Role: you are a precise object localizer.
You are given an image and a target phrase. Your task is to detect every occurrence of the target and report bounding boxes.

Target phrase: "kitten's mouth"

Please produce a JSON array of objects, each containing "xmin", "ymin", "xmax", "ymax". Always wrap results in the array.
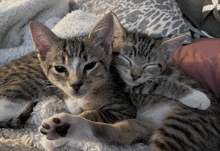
[
  {"xmin": 72, "ymin": 91, "xmax": 83, "ymax": 97},
  {"xmin": 124, "ymin": 77, "xmax": 140, "ymax": 86},
  {"xmin": 67, "ymin": 89, "xmax": 84, "ymax": 98}
]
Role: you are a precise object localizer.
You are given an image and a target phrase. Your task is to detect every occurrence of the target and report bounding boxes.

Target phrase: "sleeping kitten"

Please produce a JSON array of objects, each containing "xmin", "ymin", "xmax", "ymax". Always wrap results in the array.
[
  {"xmin": 39, "ymin": 12, "xmax": 220, "ymax": 151},
  {"xmin": 111, "ymin": 19, "xmax": 211, "ymax": 110}
]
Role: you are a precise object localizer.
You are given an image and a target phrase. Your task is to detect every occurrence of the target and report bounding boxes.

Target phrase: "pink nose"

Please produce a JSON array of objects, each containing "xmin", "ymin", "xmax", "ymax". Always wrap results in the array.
[{"xmin": 131, "ymin": 74, "xmax": 141, "ymax": 81}]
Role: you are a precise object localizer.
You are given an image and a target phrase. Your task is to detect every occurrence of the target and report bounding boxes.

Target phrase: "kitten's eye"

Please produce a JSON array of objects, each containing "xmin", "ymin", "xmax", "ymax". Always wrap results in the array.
[
  {"xmin": 84, "ymin": 62, "xmax": 97, "ymax": 71},
  {"xmin": 144, "ymin": 64, "xmax": 158, "ymax": 75},
  {"xmin": 120, "ymin": 56, "xmax": 132, "ymax": 67},
  {"xmin": 55, "ymin": 66, "xmax": 67, "ymax": 73}
]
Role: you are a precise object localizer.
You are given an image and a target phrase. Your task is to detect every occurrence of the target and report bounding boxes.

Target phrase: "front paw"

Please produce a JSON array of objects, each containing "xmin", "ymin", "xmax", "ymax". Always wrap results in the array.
[
  {"xmin": 39, "ymin": 113, "xmax": 86, "ymax": 140},
  {"xmin": 39, "ymin": 113, "xmax": 71, "ymax": 140},
  {"xmin": 179, "ymin": 90, "xmax": 211, "ymax": 110}
]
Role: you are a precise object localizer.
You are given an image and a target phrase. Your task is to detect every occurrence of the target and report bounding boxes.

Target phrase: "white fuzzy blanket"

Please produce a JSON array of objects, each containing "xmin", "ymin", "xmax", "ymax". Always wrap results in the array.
[{"xmin": 0, "ymin": 1, "xmax": 149, "ymax": 150}]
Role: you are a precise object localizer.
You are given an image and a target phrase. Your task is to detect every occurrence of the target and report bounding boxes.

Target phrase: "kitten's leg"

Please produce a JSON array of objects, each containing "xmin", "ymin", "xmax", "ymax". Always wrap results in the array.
[
  {"xmin": 0, "ymin": 99, "xmax": 37, "ymax": 128},
  {"xmin": 80, "ymin": 110, "xmax": 155, "ymax": 144},
  {"xmin": 0, "ymin": 99, "xmax": 28, "ymax": 122},
  {"xmin": 39, "ymin": 113, "xmax": 155, "ymax": 148},
  {"xmin": 1, "ymin": 102, "xmax": 38, "ymax": 128},
  {"xmin": 137, "ymin": 78, "xmax": 211, "ymax": 110},
  {"xmin": 178, "ymin": 89, "xmax": 211, "ymax": 110}
]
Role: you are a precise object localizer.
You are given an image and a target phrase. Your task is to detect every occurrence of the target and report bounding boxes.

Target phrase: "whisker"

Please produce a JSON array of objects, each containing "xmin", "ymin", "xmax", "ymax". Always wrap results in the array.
[{"xmin": 46, "ymin": 85, "xmax": 58, "ymax": 88}]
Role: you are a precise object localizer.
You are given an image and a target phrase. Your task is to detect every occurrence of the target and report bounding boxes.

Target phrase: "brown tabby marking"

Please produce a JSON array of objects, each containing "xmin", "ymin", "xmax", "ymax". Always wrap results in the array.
[
  {"xmin": 39, "ymin": 12, "xmax": 220, "ymax": 151},
  {"xmin": 112, "ymin": 29, "xmax": 211, "ymax": 110},
  {"xmin": 0, "ymin": 51, "xmax": 60, "ymax": 128}
]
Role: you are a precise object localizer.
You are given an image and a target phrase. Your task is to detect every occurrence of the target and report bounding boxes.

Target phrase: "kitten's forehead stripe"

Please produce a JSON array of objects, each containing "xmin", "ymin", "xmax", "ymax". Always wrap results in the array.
[
  {"xmin": 62, "ymin": 39, "xmax": 67, "ymax": 53},
  {"xmin": 144, "ymin": 42, "xmax": 155, "ymax": 57},
  {"xmin": 65, "ymin": 39, "xmax": 88, "ymax": 60},
  {"xmin": 133, "ymin": 46, "xmax": 137, "ymax": 57},
  {"xmin": 62, "ymin": 53, "xmax": 66, "ymax": 64},
  {"xmin": 141, "ymin": 39, "xmax": 152, "ymax": 57},
  {"xmin": 83, "ymin": 55, "xmax": 87, "ymax": 62},
  {"xmin": 79, "ymin": 41, "xmax": 85, "ymax": 58},
  {"xmin": 72, "ymin": 57, "xmax": 79, "ymax": 71},
  {"xmin": 128, "ymin": 32, "xmax": 157, "ymax": 59}
]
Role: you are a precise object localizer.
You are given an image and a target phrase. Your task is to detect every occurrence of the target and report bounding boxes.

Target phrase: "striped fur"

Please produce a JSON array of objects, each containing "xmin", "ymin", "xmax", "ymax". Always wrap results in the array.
[
  {"xmin": 38, "ymin": 13, "xmax": 220, "ymax": 151},
  {"xmin": 29, "ymin": 16, "xmax": 136, "ymax": 124},
  {"xmin": 133, "ymin": 94, "xmax": 220, "ymax": 151},
  {"xmin": 0, "ymin": 52, "xmax": 59, "ymax": 128},
  {"xmin": 110, "ymin": 13, "xmax": 220, "ymax": 150},
  {"xmin": 113, "ymin": 30, "xmax": 211, "ymax": 110},
  {"xmin": 0, "ymin": 13, "xmax": 136, "ymax": 129},
  {"xmin": 0, "ymin": 52, "xmax": 57, "ymax": 101}
]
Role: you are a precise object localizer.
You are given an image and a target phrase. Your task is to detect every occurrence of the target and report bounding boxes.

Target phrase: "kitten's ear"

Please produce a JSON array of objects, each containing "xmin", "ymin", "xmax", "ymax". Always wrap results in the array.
[
  {"xmin": 111, "ymin": 12, "xmax": 126, "ymax": 51},
  {"xmin": 29, "ymin": 21, "xmax": 59, "ymax": 61},
  {"xmin": 88, "ymin": 12, "xmax": 115, "ymax": 55},
  {"xmin": 161, "ymin": 35, "xmax": 186, "ymax": 63}
]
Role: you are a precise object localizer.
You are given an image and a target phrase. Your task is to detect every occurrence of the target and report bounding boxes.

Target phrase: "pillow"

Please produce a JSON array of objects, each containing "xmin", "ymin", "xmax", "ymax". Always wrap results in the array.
[
  {"xmin": 169, "ymin": 38, "xmax": 220, "ymax": 96},
  {"xmin": 175, "ymin": 0, "xmax": 220, "ymax": 38},
  {"xmin": 75, "ymin": 0, "xmax": 192, "ymax": 43}
]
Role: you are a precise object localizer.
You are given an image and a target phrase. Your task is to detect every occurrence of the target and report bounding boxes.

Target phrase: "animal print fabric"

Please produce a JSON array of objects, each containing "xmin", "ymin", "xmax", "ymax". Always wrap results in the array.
[
  {"xmin": 76, "ymin": 0, "xmax": 192, "ymax": 43},
  {"xmin": 202, "ymin": 0, "xmax": 220, "ymax": 22}
]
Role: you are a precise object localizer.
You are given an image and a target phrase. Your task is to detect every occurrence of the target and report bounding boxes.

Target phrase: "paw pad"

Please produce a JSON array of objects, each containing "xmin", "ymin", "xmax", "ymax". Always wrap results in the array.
[
  {"xmin": 53, "ymin": 118, "xmax": 61, "ymax": 124},
  {"xmin": 42, "ymin": 123, "xmax": 50, "ymax": 129},
  {"xmin": 40, "ymin": 117, "xmax": 71, "ymax": 138},
  {"xmin": 55, "ymin": 123, "xmax": 70, "ymax": 137}
]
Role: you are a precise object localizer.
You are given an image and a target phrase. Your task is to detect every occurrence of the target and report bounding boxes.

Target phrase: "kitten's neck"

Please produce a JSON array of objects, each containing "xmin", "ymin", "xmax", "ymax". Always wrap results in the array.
[
  {"xmin": 65, "ymin": 74, "xmax": 117, "ymax": 114},
  {"xmin": 65, "ymin": 96, "xmax": 85, "ymax": 115}
]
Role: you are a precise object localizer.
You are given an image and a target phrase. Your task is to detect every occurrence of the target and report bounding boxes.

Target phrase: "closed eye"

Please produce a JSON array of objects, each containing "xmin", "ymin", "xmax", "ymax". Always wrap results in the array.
[
  {"xmin": 144, "ymin": 64, "xmax": 160, "ymax": 75},
  {"xmin": 119, "ymin": 55, "xmax": 132, "ymax": 67},
  {"xmin": 144, "ymin": 63, "xmax": 162, "ymax": 69},
  {"xmin": 144, "ymin": 64, "xmax": 158, "ymax": 69}
]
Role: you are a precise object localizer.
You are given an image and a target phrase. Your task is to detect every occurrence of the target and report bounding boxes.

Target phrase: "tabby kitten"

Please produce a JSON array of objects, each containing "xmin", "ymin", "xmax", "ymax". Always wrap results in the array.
[
  {"xmin": 29, "ymin": 14, "xmax": 139, "ymax": 149},
  {"xmin": 39, "ymin": 13, "xmax": 220, "ymax": 151},
  {"xmin": 0, "ymin": 13, "xmax": 136, "ymax": 129},
  {"xmin": 111, "ymin": 18, "xmax": 211, "ymax": 110}
]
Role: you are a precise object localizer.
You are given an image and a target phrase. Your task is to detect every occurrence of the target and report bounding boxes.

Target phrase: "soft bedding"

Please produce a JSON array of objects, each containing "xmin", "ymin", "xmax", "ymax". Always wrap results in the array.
[{"xmin": 0, "ymin": 0, "xmax": 219, "ymax": 150}]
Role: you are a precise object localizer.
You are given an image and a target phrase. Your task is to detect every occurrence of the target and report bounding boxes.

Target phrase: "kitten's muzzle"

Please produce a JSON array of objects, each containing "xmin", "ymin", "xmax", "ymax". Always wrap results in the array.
[
  {"xmin": 130, "ymin": 74, "xmax": 141, "ymax": 81},
  {"xmin": 72, "ymin": 82, "xmax": 83, "ymax": 93}
]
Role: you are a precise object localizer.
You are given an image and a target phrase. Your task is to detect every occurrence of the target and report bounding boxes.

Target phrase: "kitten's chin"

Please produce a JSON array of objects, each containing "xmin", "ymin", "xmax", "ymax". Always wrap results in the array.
[{"xmin": 67, "ymin": 90, "xmax": 85, "ymax": 99}]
